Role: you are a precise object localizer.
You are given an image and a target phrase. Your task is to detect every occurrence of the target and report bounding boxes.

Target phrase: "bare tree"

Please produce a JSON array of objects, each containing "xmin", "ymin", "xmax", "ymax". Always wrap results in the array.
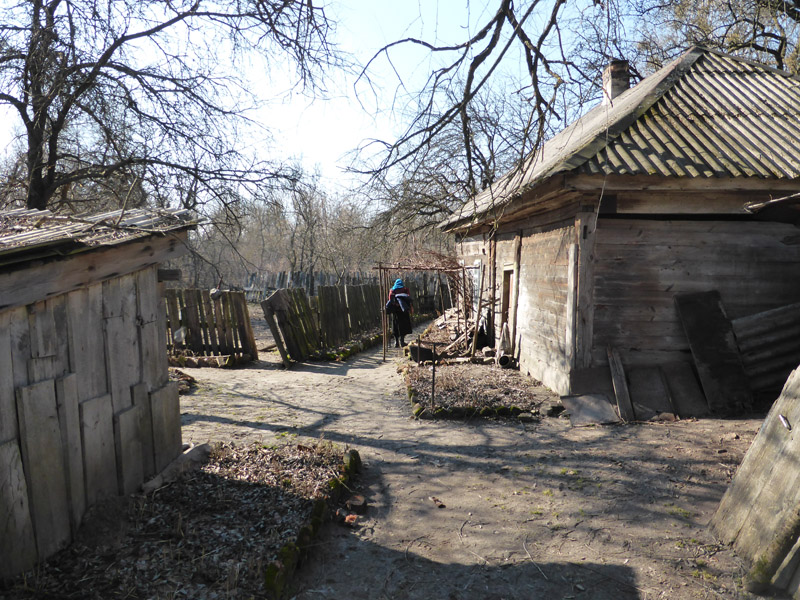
[
  {"xmin": 363, "ymin": 83, "xmax": 542, "ymax": 232},
  {"xmin": 354, "ymin": 0, "xmax": 800, "ymax": 233},
  {"xmin": 0, "ymin": 0, "xmax": 337, "ymax": 212},
  {"xmin": 631, "ymin": 0, "xmax": 800, "ymax": 73},
  {"xmin": 352, "ymin": 0, "xmax": 624, "ymax": 225}
]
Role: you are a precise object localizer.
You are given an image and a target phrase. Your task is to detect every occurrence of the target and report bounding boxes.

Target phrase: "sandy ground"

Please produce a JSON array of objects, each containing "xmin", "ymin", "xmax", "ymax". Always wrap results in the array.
[{"xmin": 179, "ymin": 339, "xmax": 762, "ymax": 600}]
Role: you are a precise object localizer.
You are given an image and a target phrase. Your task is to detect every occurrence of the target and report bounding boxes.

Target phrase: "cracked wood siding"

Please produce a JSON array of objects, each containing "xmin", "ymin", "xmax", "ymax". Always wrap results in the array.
[
  {"xmin": 0, "ymin": 264, "xmax": 182, "ymax": 577},
  {"xmin": 515, "ymin": 227, "xmax": 573, "ymax": 395},
  {"xmin": 457, "ymin": 236, "xmax": 486, "ymax": 311},
  {"xmin": 492, "ymin": 233, "xmax": 520, "ymax": 348},
  {"xmin": 590, "ymin": 218, "xmax": 800, "ymax": 368}
]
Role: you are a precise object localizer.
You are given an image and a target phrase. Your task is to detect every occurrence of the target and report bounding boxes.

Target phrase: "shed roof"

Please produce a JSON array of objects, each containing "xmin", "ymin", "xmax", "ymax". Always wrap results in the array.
[
  {"xmin": 0, "ymin": 207, "xmax": 196, "ymax": 267},
  {"xmin": 444, "ymin": 47, "xmax": 800, "ymax": 230}
]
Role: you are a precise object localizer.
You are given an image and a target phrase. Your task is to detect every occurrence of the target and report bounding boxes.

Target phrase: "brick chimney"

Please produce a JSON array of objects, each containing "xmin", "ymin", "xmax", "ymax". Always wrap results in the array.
[{"xmin": 602, "ymin": 60, "xmax": 630, "ymax": 105}]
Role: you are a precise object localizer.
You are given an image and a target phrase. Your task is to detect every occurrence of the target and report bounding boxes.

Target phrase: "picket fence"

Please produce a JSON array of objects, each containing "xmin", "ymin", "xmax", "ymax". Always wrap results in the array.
[
  {"xmin": 243, "ymin": 270, "xmax": 378, "ymax": 302},
  {"xmin": 164, "ymin": 289, "xmax": 259, "ymax": 359}
]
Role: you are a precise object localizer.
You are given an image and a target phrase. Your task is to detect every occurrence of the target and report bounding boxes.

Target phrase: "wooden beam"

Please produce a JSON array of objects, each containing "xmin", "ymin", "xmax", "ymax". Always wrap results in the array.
[
  {"xmin": 156, "ymin": 268, "xmax": 182, "ymax": 281},
  {"xmin": 0, "ymin": 232, "xmax": 190, "ymax": 312},
  {"xmin": 565, "ymin": 173, "xmax": 800, "ymax": 193},
  {"xmin": 565, "ymin": 243, "xmax": 578, "ymax": 371}
]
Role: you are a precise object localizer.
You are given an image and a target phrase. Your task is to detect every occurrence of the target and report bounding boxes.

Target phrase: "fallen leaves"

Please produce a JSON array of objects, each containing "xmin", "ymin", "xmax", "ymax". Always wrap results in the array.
[{"xmin": 1, "ymin": 441, "xmax": 345, "ymax": 600}]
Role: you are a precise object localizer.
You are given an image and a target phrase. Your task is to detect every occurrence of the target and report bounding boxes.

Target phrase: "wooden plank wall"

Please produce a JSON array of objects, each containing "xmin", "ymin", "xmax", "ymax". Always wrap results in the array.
[
  {"xmin": 163, "ymin": 289, "xmax": 258, "ymax": 360},
  {"xmin": 0, "ymin": 264, "xmax": 180, "ymax": 577},
  {"xmin": 515, "ymin": 227, "xmax": 573, "ymax": 394},
  {"xmin": 591, "ymin": 219, "xmax": 800, "ymax": 369}
]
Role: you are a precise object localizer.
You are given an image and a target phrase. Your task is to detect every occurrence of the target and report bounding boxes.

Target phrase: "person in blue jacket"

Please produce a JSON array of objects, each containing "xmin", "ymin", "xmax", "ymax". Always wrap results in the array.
[{"xmin": 386, "ymin": 278, "xmax": 413, "ymax": 347}]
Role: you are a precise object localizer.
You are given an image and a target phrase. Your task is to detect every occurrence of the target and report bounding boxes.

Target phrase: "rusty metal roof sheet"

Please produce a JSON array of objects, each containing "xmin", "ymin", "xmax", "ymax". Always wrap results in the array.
[
  {"xmin": 444, "ymin": 47, "xmax": 800, "ymax": 230},
  {"xmin": 0, "ymin": 207, "xmax": 195, "ymax": 264}
]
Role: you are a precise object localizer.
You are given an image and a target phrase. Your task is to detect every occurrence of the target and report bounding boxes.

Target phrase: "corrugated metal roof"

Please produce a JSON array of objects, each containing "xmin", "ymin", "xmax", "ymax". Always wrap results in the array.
[
  {"xmin": 0, "ymin": 207, "xmax": 195, "ymax": 262},
  {"xmin": 444, "ymin": 47, "xmax": 800, "ymax": 229},
  {"xmin": 580, "ymin": 52, "xmax": 800, "ymax": 178}
]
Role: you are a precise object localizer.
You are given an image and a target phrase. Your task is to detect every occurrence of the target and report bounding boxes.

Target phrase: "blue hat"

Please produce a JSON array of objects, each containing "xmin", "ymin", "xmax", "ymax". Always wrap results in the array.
[{"xmin": 392, "ymin": 279, "xmax": 404, "ymax": 290}]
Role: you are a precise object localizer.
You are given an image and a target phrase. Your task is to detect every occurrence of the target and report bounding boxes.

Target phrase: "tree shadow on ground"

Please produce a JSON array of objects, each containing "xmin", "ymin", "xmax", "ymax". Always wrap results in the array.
[{"xmin": 294, "ymin": 517, "xmax": 643, "ymax": 600}]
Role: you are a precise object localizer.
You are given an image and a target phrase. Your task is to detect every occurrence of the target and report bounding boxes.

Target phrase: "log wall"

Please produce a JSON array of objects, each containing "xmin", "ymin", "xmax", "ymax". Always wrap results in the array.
[
  {"xmin": 0, "ymin": 264, "xmax": 180, "ymax": 577},
  {"xmin": 590, "ymin": 218, "xmax": 800, "ymax": 368}
]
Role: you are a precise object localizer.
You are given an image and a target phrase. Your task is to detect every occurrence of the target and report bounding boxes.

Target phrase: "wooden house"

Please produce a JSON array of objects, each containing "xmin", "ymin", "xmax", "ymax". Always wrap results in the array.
[
  {"xmin": 442, "ymin": 47, "xmax": 800, "ymax": 399},
  {"xmin": 0, "ymin": 208, "xmax": 193, "ymax": 577}
]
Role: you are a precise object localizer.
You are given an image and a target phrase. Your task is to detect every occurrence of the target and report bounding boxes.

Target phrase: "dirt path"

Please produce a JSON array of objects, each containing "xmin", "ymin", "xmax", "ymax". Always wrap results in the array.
[{"xmin": 181, "ymin": 346, "xmax": 760, "ymax": 600}]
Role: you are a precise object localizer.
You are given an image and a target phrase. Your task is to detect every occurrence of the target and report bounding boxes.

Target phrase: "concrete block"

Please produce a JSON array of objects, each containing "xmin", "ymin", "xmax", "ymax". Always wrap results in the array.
[
  {"xmin": 80, "ymin": 394, "xmax": 117, "ymax": 505},
  {"xmin": 0, "ymin": 440, "xmax": 37, "ymax": 578},
  {"xmin": 15, "ymin": 379, "xmax": 71, "ymax": 559},
  {"xmin": 561, "ymin": 394, "xmax": 622, "ymax": 426},
  {"xmin": 150, "ymin": 382, "xmax": 182, "ymax": 473}
]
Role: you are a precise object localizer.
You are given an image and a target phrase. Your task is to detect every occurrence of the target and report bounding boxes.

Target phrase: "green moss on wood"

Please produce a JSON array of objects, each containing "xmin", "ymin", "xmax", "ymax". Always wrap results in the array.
[{"xmin": 344, "ymin": 449, "xmax": 362, "ymax": 474}]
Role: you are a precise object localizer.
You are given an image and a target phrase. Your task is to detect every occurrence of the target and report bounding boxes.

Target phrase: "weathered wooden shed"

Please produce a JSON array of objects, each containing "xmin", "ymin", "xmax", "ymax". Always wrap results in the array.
[
  {"xmin": 0, "ymin": 208, "xmax": 193, "ymax": 577},
  {"xmin": 443, "ymin": 47, "xmax": 800, "ymax": 399}
]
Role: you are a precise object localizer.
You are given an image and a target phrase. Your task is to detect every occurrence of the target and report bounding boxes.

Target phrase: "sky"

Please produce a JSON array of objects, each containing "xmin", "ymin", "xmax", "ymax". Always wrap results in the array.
[
  {"xmin": 236, "ymin": 0, "xmax": 503, "ymax": 191},
  {"xmin": 0, "ymin": 1, "xmax": 516, "ymax": 194}
]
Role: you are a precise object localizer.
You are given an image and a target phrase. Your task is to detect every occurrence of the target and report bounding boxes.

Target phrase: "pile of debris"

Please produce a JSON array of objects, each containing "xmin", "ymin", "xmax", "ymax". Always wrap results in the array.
[{"xmin": 409, "ymin": 308, "xmax": 513, "ymax": 366}]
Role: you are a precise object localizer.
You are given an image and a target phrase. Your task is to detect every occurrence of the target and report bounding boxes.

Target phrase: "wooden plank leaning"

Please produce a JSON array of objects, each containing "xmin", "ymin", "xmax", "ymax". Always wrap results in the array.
[
  {"xmin": 260, "ymin": 296, "xmax": 292, "ymax": 368},
  {"xmin": 231, "ymin": 292, "xmax": 258, "ymax": 360},
  {"xmin": 674, "ymin": 290, "xmax": 751, "ymax": 415},
  {"xmin": 264, "ymin": 289, "xmax": 303, "ymax": 361},
  {"xmin": 607, "ymin": 347, "xmax": 635, "ymax": 422}
]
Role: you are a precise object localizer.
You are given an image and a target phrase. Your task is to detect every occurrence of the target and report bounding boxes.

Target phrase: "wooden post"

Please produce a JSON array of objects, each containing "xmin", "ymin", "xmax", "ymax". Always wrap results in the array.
[
  {"xmin": 575, "ymin": 211, "xmax": 598, "ymax": 370},
  {"xmin": 511, "ymin": 232, "xmax": 522, "ymax": 357},
  {"xmin": 379, "ymin": 264, "xmax": 387, "ymax": 362},
  {"xmin": 431, "ymin": 342, "xmax": 436, "ymax": 411},
  {"xmin": 565, "ymin": 244, "xmax": 578, "ymax": 372}
]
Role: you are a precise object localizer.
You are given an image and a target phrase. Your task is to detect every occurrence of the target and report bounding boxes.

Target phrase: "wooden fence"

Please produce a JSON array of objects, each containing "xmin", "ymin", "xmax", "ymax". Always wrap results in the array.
[
  {"xmin": 243, "ymin": 270, "xmax": 378, "ymax": 302},
  {"xmin": 164, "ymin": 289, "xmax": 258, "ymax": 360},
  {"xmin": 262, "ymin": 284, "xmax": 384, "ymax": 364},
  {"xmin": 242, "ymin": 270, "xmax": 451, "ymax": 308}
]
